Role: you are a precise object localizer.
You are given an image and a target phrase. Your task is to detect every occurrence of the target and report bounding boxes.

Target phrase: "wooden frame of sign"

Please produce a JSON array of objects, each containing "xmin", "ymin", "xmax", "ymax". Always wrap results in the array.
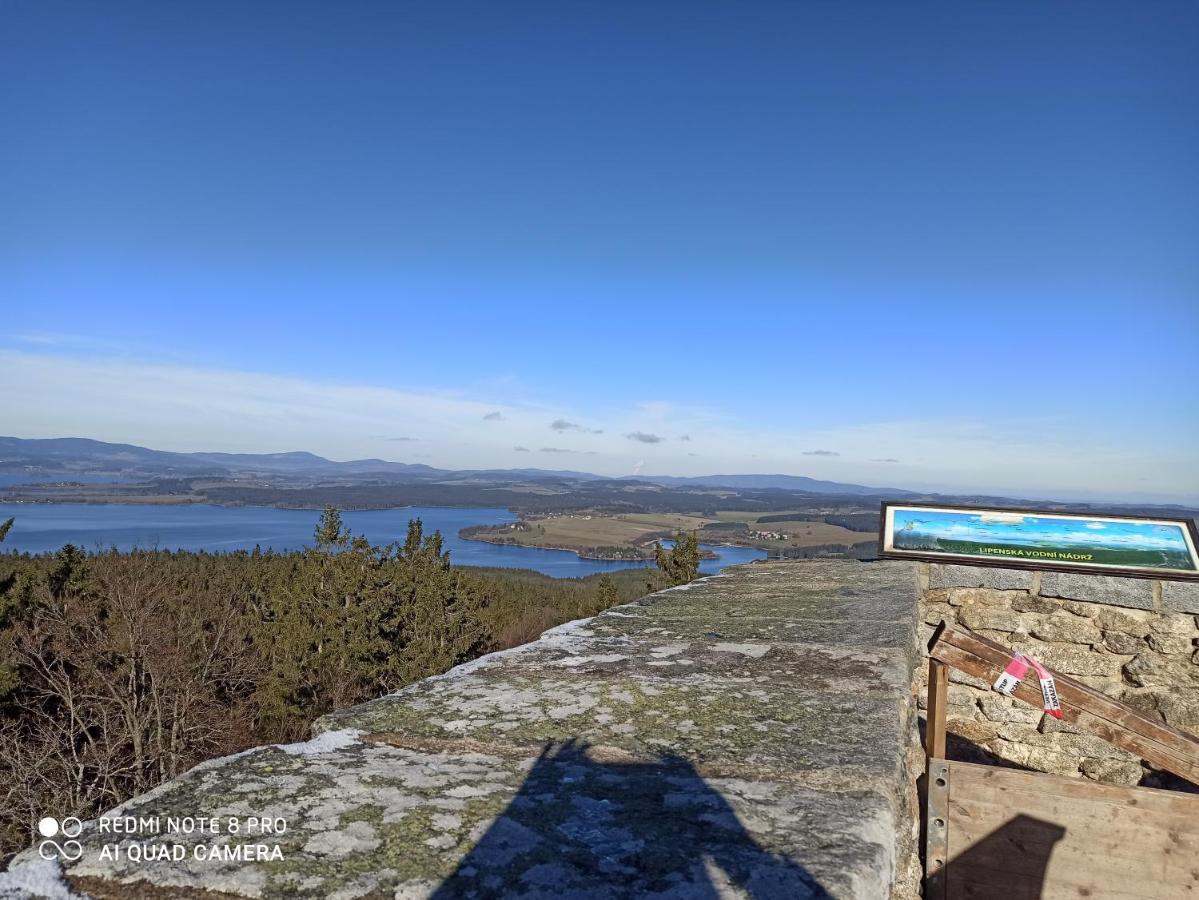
[{"xmin": 878, "ymin": 501, "xmax": 1199, "ymax": 581}]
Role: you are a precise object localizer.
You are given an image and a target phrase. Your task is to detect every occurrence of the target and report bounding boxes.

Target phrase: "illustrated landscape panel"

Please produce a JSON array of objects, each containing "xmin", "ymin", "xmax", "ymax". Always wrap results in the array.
[{"xmin": 880, "ymin": 503, "xmax": 1199, "ymax": 578}]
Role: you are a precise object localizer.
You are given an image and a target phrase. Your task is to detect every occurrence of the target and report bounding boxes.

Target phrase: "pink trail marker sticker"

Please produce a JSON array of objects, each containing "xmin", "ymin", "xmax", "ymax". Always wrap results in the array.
[{"xmin": 991, "ymin": 652, "xmax": 1062, "ymax": 719}]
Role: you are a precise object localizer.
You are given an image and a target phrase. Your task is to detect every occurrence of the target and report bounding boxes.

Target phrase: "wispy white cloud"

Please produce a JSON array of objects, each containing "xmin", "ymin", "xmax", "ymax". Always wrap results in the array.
[
  {"xmin": 1, "ymin": 350, "xmax": 1194, "ymax": 503},
  {"xmin": 2, "ymin": 350, "xmax": 514, "ymax": 463}
]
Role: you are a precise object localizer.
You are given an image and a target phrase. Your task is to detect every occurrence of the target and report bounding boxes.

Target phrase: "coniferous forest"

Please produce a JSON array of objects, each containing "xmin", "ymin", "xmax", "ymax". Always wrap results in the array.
[{"xmin": 0, "ymin": 510, "xmax": 695, "ymax": 860}]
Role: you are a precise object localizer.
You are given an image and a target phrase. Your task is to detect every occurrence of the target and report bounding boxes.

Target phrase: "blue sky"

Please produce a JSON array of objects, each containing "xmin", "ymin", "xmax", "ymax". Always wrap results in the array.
[{"xmin": 2, "ymin": 2, "xmax": 1197, "ymax": 503}]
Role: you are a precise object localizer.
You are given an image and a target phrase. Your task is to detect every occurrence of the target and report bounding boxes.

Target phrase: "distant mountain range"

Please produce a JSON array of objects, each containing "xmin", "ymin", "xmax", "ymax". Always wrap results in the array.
[
  {"xmin": 624, "ymin": 473, "xmax": 910, "ymax": 495},
  {"xmin": 0, "ymin": 436, "xmax": 911, "ymax": 497}
]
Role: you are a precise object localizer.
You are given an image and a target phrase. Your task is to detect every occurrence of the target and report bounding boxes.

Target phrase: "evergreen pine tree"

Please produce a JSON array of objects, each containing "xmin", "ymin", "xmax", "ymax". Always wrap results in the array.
[
  {"xmin": 595, "ymin": 574, "xmax": 620, "ymax": 609},
  {"xmin": 655, "ymin": 532, "xmax": 700, "ymax": 586}
]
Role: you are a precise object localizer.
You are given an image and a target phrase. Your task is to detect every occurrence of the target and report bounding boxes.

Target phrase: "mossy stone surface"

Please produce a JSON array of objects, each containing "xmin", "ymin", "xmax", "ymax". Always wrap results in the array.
[{"xmin": 28, "ymin": 560, "xmax": 919, "ymax": 899}]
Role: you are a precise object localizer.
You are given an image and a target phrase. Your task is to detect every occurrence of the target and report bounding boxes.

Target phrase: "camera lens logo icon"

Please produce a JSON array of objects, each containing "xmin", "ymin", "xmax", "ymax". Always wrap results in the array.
[{"xmin": 37, "ymin": 816, "xmax": 83, "ymax": 861}]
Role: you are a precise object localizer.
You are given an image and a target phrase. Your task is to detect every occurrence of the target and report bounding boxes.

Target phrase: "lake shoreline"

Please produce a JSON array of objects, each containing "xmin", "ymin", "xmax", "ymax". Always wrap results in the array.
[
  {"xmin": 0, "ymin": 502, "xmax": 767, "ymax": 577},
  {"xmin": 458, "ymin": 531, "xmax": 720, "ymax": 563}
]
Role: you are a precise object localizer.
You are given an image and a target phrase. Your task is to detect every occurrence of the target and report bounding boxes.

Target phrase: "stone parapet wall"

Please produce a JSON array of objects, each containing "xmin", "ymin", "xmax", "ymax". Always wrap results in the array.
[
  {"xmin": 4, "ymin": 561, "xmax": 925, "ymax": 899},
  {"xmin": 918, "ymin": 563, "xmax": 1199, "ymax": 786}
]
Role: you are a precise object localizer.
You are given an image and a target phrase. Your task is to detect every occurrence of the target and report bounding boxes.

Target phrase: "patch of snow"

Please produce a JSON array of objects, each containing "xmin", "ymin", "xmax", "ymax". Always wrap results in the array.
[
  {"xmin": 277, "ymin": 728, "xmax": 363, "ymax": 756},
  {"xmin": 550, "ymin": 654, "xmax": 627, "ymax": 667},
  {"xmin": 649, "ymin": 644, "xmax": 688, "ymax": 657},
  {"xmin": 409, "ymin": 616, "xmax": 601, "ymax": 682},
  {"xmin": 0, "ymin": 859, "xmax": 84, "ymax": 899},
  {"xmin": 712, "ymin": 642, "xmax": 771, "ymax": 658},
  {"xmin": 37, "ymin": 744, "xmax": 266, "ymax": 851}
]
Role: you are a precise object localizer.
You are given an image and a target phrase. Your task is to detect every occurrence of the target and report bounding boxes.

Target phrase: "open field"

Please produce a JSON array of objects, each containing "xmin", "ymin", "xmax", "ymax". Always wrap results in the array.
[
  {"xmin": 461, "ymin": 514, "xmax": 668, "ymax": 559},
  {"xmin": 615, "ymin": 513, "xmax": 713, "ymax": 531},
  {"xmin": 739, "ymin": 519, "xmax": 871, "ymax": 547},
  {"xmin": 462, "ymin": 510, "xmax": 875, "ymax": 557}
]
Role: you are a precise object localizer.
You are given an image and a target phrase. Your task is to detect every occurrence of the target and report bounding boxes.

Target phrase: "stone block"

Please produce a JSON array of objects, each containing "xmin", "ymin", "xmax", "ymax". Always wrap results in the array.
[
  {"xmin": 1155, "ymin": 693, "xmax": 1199, "ymax": 729},
  {"xmin": 1059, "ymin": 600, "xmax": 1095, "ymax": 617},
  {"xmin": 978, "ymin": 696, "xmax": 1041, "ymax": 725},
  {"xmin": 1035, "ymin": 644, "xmax": 1123, "ymax": 677},
  {"xmin": 1121, "ymin": 652, "xmax": 1199, "ymax": 688},
  {"xmin": 1162, "ymin": 580, "xmax": 1199, "ymax": 615},
  {"xmin": 922, "ymin": 606, "xmax": 953, "ymax": 627},
  {"xmin": 1022, "ymin": 745, "xmax": 1081, "ymax": 776},
  {"xmin": 1011, "ymin": 595, "xmax": 1059, "ymax": 614},
  {"xmin": 957, "ymin": 606, "xmax": 1016, "ymax": 632},
  {"xmin": 917, "ymin": 621, "xmax": 937, "ymax": 648},
  {"xmin": 928, "ymin": 564, "xmax": 1033, "ymax": 591},
  {"xmin": 1029, "ymin": 613, "xmax": 1102, "ymax": 645},
  {"xmin": 946, "ymin": 685, "xmax": 979, "ymax": 709},
  {"xmin": 947, "ymin": 720, "xmax": 998, "ymax": 743},
  {"xmin": 1148, "ymin": 613, "xmax": 1197, "ymax": 635},
  {"xmin": 995, "ymin": 727, "xmax": 1127, "ymax": 762},
  {"xmin": 948, "ymin": 669, "xmax": 990, "ymax": 690},
  {"xmin": 1039, "ymin": 572, "xmax": 1154, "ymax": 610},
  {"xmin": 947, "ymin": 587, "xmax": 1019, "ymax": 607},
  {"xmin": 1102, "ymin": 631, "xmax": 1144, "ymax": 655},
  {"xmin": 1093, "ymin": 607, "xmax": 1153, "ymax": 636},
  {"xmin": 994, "ymin": 723, "xmax": 1039, "ymax": 742},
  {"xmin": 1117, "ymin": 689, "xmax": 1167, "ymax": 721},
  {"xmin": 1147, "ymin": 633, "xmax": 1194, "ymax": 655},
  {"xmin": 1038, "ymin": 712, "xmax": 1082, "ymax": 735},
  {"xmin": 1070, "ymin": 673, "xmax": 1123, "ymax": 691},
  {"xmin": 1058, "ymin": 732, "xmax": 1135, "ymax": 760},
  {"xmin": 1081, "ymin": 757, "xmax": 1144, "ymax": 786}
]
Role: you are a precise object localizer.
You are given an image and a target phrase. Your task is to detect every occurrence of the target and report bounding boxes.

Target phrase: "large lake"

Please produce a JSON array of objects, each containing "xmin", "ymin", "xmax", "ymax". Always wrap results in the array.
[{"xmin": 0, "ymin": 503, "xmax": 766, "ymax": 578}]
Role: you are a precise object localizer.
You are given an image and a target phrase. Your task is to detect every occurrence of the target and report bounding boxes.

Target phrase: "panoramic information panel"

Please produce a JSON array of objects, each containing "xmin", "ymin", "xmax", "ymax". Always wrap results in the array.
[{"xmin": 879, "ymin": 502, "xmax": 1199, "ymax": 580}]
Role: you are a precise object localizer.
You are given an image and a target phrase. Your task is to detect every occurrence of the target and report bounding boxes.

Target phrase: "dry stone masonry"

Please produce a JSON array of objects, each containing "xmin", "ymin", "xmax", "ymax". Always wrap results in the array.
[
  {"xmin": 918, "ymin": 563, "xmax": 1199, "ymax": 786},
  {"xmin": 5, "ymin": 561, "xmax": 923, "ymax": 900}
]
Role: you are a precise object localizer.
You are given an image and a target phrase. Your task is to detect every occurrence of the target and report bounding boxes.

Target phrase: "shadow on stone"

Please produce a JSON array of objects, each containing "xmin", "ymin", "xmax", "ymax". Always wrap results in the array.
[
  {"xmin": 430, "ymin": 740, "xmax": 832, "ymax": 899},
  {"xmin": 917, "ymin": 715, "xmax": 1037, "ymax": 772}
]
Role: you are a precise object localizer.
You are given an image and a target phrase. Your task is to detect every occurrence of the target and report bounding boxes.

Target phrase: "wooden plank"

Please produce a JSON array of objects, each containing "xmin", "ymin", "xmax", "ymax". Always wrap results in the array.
[
  {"xmin": 924, "ymin": 758, "xmax": 950, "ymax": 899},
  {"xmin": 940, "ymin": 625, "xmax": 1199, "ymax": 757},
  {"xmin": 927, "ymin": 658, "xmax": 948, "ymax": 759},
  {"xmin": 928, "ymin": 628, "xmax": 1199, "ymax": 784},
  {"xmin": 950, "ymin": 759, "xmax": 1199, "ymax": 816},
  {"xmin": 945, "ymin": 869, "xmax": 1054, "ymax": 900},
  {"xmin": 931, "ymin": 640, "xmax": 1199, "ymax": 784},
  {"xmin": 933, "ymin": 640, "xmax": 1199, "ymax": 783},
  {"xmin": 943, "ymin": 760, "xmax": 1199, "ymax": 898},
  {"xmin": 949, "ymin": 796, "xmax": 1199, "ymax": 856},
  {"xmin": 946, "ymin": 817, "xmax": 1199, "ymax": 898},
  {"xmin": 946, "ymin": 867, "xmax": 1167, "ymax": 899},
  {"xmin": 947, "ymin": 823, "xmax": 1199, "ymax": 882}
]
